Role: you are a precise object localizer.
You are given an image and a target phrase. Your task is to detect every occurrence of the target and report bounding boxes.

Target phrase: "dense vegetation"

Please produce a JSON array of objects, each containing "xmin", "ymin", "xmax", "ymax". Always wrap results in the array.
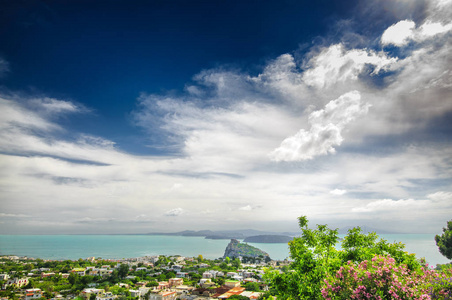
[
  {"xmin": 263, "ymin": 216, "xmax": 452, "ymax": 300},
  {"xmin": 0, "ymin": 254, "xmax": 265, "ymax": 300}
]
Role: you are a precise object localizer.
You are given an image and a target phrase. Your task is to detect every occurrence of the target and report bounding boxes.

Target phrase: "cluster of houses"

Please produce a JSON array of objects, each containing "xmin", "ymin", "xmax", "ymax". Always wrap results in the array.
[{"xmin": 0, "ymin": 255, "xmax": 277, "ymax": 300}]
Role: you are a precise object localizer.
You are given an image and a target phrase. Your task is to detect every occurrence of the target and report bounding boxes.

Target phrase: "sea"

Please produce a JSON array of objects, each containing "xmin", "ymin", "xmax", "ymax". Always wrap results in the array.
[{"xmin": 0, "ymin": 234, "xmax": 449, "ymax": 266}]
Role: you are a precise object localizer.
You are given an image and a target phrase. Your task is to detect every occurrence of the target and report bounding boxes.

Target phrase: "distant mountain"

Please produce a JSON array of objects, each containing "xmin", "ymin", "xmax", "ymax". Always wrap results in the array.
[
  {"xmin": 146, "ymin": 226, "xmax": 397, "ymax": 238},
  {"xmin": 244, "ymin": 235, "xmax": 292, "ymax": 243},
  {"xmin": 337, "ymin": 226, "xmax": 399, "ymax": 234},
  {"xmin": 147, "ymin": 229, "xmax": 298, "ymax": 240}
]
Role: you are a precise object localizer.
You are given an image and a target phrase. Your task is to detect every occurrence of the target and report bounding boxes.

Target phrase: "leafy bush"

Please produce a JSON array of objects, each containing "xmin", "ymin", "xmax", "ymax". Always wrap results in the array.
[
  {"xmin": 428, "ymin": 264, "xmax": 452, "ymax": 299},
  {"xmin": 321, "ymin": 255, "xmax": 436, "ymax": 299},
  {"xmin": 264, "ymin": 216, "xmax": 422, "ymax": 299}
]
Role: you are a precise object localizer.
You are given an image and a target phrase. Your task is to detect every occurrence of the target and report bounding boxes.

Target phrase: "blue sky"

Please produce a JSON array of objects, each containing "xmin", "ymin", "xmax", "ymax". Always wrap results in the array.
[{"xmin": 0, "ymin": 0, "xmax": 451, "ymax": 234}]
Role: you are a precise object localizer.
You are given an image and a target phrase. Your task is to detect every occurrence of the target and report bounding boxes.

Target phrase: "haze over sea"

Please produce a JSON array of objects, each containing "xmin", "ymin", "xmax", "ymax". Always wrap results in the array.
[{"xmin": 0, "ymin": 234, "xmax": 449, "ymax": 266}]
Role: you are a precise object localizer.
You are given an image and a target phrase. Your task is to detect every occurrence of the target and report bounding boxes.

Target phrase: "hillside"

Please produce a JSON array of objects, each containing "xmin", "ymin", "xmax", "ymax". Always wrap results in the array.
[{"xmin": 223, "ymin": 239, "xmax": 270, "ymax": 259}]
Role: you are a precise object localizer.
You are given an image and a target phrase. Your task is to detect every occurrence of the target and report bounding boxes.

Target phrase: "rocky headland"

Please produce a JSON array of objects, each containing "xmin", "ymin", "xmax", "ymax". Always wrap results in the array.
[{"xmin": 223, "ymin": 239, "xmax": 270, "ymax": 259}]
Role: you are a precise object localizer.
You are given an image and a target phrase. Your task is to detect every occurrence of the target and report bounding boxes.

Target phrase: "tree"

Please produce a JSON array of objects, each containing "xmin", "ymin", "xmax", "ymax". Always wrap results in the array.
[
  {"xmin": 165, "ymin": 271, "xmax": 176, "ymax": 280},
  {"xmin": 188, "ymin": 272, "xmax": 201, "ymax": 281},
  {"xmin": 244, "ymin": 281, "xmax": 260, "ymax": 292},
  {"xmin": 214, "ymin": 277, "xmax": 225, "ymax": 286},
  {"xmin": 264, "ymin": 216, "xmax": 421, "ymax": 300},
  {"xmin": 117, "ymin": 264, "xmax": 129, "ymax": 279},
  {"xmin": 231, "ymin": 258, "xmax": 241, "ymax": 269},
  {"xmin": 146, "ymin": 281, "xmax": 158, "ymax": 287},
  {"xmin": 435, "ymin": 220, "xmax": 452, "ymax": 260},
  {"xmin": 68, "ymin": 273, "xmax": 80, "ymax": 285}
]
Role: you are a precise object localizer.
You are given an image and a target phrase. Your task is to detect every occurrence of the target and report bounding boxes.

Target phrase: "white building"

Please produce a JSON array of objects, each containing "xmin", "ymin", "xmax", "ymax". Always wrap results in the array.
[{"xmin": 25, "ymin": 288, "xmax": 43, "ymax": 300}]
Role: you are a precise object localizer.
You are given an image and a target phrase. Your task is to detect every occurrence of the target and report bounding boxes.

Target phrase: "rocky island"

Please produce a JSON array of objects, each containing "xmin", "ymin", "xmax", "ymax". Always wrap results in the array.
[{"xmin": 223, "ymin": 239, "xmax": 270, "ymax": 260}]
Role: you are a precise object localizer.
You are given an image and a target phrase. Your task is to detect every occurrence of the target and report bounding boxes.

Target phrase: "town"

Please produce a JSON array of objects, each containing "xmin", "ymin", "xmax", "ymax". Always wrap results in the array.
[{"xmin": 0, "ymin": 253, "xmax": 286, "ymax": 300}]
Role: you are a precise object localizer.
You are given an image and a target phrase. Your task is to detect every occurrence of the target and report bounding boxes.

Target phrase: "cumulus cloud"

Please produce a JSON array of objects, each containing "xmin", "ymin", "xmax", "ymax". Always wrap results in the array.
[
  {"xmin": 269, "ymin": 91, "xmax": 369, "ymax": 161},
  {"xmin": 302, "ymin": 44, "xmax": 397, "ymax": 89},
  {"xmin": 381, "ymin": 19, "xmax": 452, "ymax": 46},
  {"xmin": 381, "ymin": 20, "xmax": 416, "ymax": 46}
]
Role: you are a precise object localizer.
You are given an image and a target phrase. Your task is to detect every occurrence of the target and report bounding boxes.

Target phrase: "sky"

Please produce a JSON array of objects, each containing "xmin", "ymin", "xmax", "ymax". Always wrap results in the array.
[{"xmin": 0, "ymin": 0, "xmax": 451, "ymax": 234}]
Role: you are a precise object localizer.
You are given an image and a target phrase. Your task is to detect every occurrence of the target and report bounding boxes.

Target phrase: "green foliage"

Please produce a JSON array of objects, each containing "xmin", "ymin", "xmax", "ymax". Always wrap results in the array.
[
  {"xmin": 232, "ymin": 258, "xmax": 241, "ymax": 269},
  {"xmin": 219, "ymin": 262, "xmax": 228, "ymax": 269},
  {"xmin": 265, "ymin": 216, "xmax": 422, "ymax": 300},
  {"xmin": 156, "ymin": 273, "xmax": 166, "ymax": 281},
  {"xmin": 155, "ymin": 256, "xmax": 170, "ymax": 267},
  {"xmin": 427, "ymin": 265, "xmax": 452, "ymax": 299},
  {"xmin": 322, "ymin": 255, "xmax": 435, "ymax": 299},
  {"xmin": 117, "ymin": 264, "xmax": 129, "ymax": 279},
  {"xmin": 265, "ymin": 216, "xmax": 340, "ymax": 299},
  {"xmin": 244, "ymin": 281, "xmax": 260, "ymax": 291},
  {"xmin": 146, "ymin": 281, "xmax": 158, "ymax": 287},
  {"xmin": 110, "ymin": 285, "xmax": 130, "ymax": 296},
  {"xmin": 165, "ymin": 271, "xmax": 175, "ymax": 280},
  {"xmin": 68, "ymin": 273, "xmax": 80, "ymax": 285},
  {"xmin": 189, "ymin": 272, "xmax": 201, "ymax": 281},
  {"xmin": 341, "ymin": 227, "xmax": 420, "ymax": 270},
  {"xmin": 228, "ymin": 295, "xmax": 250, "ymax": 300},
  {"xmin": 214, "ymin": 277, "xmax": 225, "ymax": 286},
  {"xmin": 435, "ymin": 220, "xmax": 452, "ymax": 260}
]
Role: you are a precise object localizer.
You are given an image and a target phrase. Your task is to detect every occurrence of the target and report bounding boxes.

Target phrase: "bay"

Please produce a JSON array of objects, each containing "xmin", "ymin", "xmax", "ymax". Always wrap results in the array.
[{"xmin": 0, "ymin": 234, "xmax": 449, "ymax": 266}]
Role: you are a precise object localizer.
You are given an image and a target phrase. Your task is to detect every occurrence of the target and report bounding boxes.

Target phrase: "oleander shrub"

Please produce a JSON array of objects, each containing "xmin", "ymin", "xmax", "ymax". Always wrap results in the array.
[{"xmin": 321, "ymin": 255, "xmax": 452, "ymax": 300}]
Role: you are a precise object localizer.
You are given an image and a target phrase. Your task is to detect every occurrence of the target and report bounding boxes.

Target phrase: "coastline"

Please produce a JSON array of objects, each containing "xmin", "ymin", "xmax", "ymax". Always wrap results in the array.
[{"xmin": 0, "ymin": 234, "xmax": 449, "ymax": 266}]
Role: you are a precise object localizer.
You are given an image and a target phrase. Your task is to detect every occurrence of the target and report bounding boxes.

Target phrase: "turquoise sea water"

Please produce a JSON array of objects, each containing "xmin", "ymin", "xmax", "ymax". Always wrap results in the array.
[{"xmin": 0, "ymin": 234, "xmax": 449, "ymax": 266}]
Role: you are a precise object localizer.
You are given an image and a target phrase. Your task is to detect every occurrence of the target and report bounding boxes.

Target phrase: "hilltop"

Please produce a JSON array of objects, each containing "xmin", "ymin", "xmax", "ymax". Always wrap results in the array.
[{"xmin": 223, "ymin": 239, "xmax": 271, "ymax": 260}]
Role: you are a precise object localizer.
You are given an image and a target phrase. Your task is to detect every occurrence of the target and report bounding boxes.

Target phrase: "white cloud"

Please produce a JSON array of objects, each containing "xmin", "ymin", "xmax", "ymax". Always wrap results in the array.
[
  {"xmin": 0, "ymin": 213, "xmax": 30, "ymax": 218},
  {"xmin": 351, "ymin": 192, "xmax": 452, "ymax": 215},
  {"xmin": 381, "ymin": 19, "xmax": 452, "ymax": 47},
  {"xmin": 269, "ymin": 90, "xmax": 369, "ymax": 161},
  {"xmin": 302, "ymin": 44, "xmax": 397, "ymax": 89},
  {"xmin": 239, "ymin": 205, "xmax": 253, "ymax": 211},
  {"xmin": 419, "ymin": 21, "xmax": 452, "ymax": 38},
  {"xmin": 1, "ymin": 0, "xmax": 452, "ymax": 235},
  {"xmin": 30, "ymin": 97, "xmax": 80, "ymax": 114},
  {"xmin": 352, "ymin": 198, "xmax": 427, "ymax": 213},
  {"xmin": 330, "ymin": 189, "xmax": 347, "ymax": 196},
  {"xmin": 0, "ymin": 97, "xmax": 60, "ymax": 132},
  {"xmin": 427, "ymin": 191, "xmax": 452, "ymax": 202},
  {"xmin": 381, "ymin": 20, "xmax": 416, "ymax": 46},
  {"xmin": 251, "ymin": 54, "xmax": 308, "ymax": 105},
  {"xmin": 165, "ymin": 208, "xmax": 184, "ymax": 217}
]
